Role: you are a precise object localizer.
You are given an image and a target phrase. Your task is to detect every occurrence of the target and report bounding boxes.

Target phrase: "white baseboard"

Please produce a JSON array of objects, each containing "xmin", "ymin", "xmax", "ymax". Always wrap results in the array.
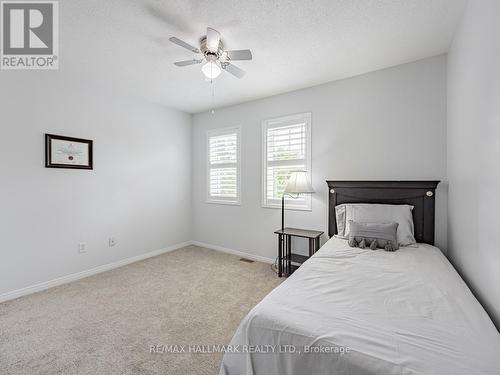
[
  {"xmin": 189, "ymin": 241, "xmax": 275, "ymax": 264},
  {"xmin": 0, "ymin": 241, "xmax": 191, "ymax": 304}
]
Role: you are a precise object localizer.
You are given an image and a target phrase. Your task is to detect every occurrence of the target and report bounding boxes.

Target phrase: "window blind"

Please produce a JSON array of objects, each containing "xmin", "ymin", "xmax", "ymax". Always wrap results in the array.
[
  {"xmin": 262, "ymin": 113, "xmax": 311, "ymax": 209},
  {"xmin": 207, "ymin": 128, "xmax": 240, "ymax": 204}
]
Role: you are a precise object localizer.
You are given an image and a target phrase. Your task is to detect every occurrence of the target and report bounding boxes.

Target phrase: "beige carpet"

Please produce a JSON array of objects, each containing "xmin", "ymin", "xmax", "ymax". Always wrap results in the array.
[{"xmin": 0, "ymin": 246, "xmax": 282, "ymax": 375}]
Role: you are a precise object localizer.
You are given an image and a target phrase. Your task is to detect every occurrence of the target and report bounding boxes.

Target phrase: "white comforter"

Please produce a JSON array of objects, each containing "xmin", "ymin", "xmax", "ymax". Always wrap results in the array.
[{"xmin": 220, "ymin": 238, "xmax": 500, "ymax": 375}]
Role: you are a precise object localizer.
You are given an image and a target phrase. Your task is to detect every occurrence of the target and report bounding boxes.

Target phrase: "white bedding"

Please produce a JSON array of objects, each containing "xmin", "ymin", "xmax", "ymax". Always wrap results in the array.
[{"xmin": 220, "ymin": 238, "xmax": 500, "ymax": 375}]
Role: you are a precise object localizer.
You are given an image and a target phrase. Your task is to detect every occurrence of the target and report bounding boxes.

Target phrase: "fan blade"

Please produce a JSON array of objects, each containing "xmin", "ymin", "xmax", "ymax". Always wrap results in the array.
[
  {"xmin": 169, "ymin": 37, "xmax": 200, "ymax": 53},
  {"xmin": 174, "ymin": 59, "xmax": 203, "ymax": 67},
  {"xmin": 206, "ymin": 27, "xmax": 221, "ymax": 52},
  {"xmin": 225, "ymin": 49, "xmax": 252, "ymax": 61},
  {"xmin": 223, "ymin": 63, "xmax": 245, "ymax": 78}
]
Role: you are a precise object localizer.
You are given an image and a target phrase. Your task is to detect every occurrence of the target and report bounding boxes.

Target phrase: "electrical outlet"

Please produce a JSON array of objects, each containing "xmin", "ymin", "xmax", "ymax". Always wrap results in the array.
[
  {"xmin": 78, "ymin": 242, "xmax": 87, "ymax": 253},
  {"xmin": 108, "ymin": 237, "xmax": 116, "ymax": 247}
]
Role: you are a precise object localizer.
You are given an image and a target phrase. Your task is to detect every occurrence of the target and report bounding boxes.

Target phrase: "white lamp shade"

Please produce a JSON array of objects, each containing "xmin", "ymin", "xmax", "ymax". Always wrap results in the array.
[
  {"xmin": 202, "ymin": 61, "xmax": 221, "ymax": 79},
  {"xmin": 284, "ymin": 171, "xmax": 314, "ymax": 194}
]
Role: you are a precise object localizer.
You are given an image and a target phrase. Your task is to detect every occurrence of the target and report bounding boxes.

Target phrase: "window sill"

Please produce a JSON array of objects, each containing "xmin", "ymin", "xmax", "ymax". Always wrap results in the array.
[{"xmin": 206, "ymin": 200, "xmax": 241, "ymax": 206}]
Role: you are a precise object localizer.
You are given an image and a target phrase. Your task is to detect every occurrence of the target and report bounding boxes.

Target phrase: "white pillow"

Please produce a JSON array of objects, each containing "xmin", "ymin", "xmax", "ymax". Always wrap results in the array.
[{"xmin": 335, "ymin": 203, "xmax": 416, "ymax": 246}]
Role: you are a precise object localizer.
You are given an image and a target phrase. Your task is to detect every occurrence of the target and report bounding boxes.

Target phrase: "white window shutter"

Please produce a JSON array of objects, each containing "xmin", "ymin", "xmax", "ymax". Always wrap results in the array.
[
  {"xmin": 262, "ymin": 113, "xmax": 312, "ymax": 209},
  {"xmin": 207, "ymin": 127, "xmax": 241, "ymax": 204}
]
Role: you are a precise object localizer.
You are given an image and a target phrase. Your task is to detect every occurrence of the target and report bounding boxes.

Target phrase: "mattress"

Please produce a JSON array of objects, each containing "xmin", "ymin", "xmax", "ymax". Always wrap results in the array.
[{"xmin": 219, "ymin": 237, "xmax": 500, "ymax": 375}]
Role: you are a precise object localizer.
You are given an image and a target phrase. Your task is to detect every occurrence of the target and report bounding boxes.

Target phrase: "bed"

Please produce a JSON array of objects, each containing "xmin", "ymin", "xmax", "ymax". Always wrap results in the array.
[{"xmin": 219, "ymin": 181, "xmax": 500, "ymax": 375}]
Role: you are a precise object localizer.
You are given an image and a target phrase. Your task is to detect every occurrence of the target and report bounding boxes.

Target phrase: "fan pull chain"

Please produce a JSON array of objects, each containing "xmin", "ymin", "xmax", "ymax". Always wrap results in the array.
[{"xmin": 210, "ymin": 79, "xmax": 215, "ymax": 115}]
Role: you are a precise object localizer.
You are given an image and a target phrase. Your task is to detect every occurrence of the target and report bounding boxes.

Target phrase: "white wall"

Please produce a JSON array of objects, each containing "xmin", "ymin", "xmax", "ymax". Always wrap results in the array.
[
  {"xmin": 447, "ymin": 0, "xmax": 500, "ymax": 329},
  {"xmin": 192, "ymin": 55, "xmax": 447, "ymax": 260},
  {"xmin": 0, "ymin": 76, "xmax": 191, "ymax": 297},
  {"xmin": 0, "ymin": 0, "xmax": 192, "ymax": 297}
]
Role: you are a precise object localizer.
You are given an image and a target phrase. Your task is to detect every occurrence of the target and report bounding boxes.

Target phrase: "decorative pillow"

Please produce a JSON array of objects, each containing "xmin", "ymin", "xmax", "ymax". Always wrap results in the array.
[
  {"xmin": 335, "ymin": 203, "xmax": 415, "ymax": 246},
  {"xmin": 348, "ymin": 221, "xmax": 399, "ymax": 251},
  {"xmin": 335, "ymin": 204, "xmax": 347, "ymax": 237}
]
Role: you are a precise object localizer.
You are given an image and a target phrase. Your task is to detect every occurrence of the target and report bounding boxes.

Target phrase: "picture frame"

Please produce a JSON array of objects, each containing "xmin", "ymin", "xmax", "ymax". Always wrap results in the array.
[{"xmin": 45, "ymin": 134, "xmax": 93, "ymax": 169}]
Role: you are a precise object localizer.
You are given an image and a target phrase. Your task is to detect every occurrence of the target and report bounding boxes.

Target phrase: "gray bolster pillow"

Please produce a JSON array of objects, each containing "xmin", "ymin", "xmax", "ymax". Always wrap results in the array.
[{"xmin": 348, "ymin": 221, "xmax": 399, "ymax": 251}]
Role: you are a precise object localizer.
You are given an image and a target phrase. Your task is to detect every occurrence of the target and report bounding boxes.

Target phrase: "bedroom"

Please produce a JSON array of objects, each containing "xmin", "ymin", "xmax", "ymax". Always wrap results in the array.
[{"xmin": 1, "ymin": 0, "xmax": 499, "ymax": 374}]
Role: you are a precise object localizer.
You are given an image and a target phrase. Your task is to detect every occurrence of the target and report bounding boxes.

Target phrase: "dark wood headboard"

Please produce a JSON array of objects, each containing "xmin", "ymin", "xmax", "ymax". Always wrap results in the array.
[{"xmin": 327, "ymin": 181, "xmax": 440, "ymax": 245}]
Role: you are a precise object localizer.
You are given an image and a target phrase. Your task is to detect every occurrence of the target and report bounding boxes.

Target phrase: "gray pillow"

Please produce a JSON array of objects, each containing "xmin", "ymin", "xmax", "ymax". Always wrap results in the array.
[
  {"xmin": 335, "ymin": 203, "xmax": 415, "ymax": 246},
  {"xmin": 348, "ymin": 221, "xmax": 399, "ymax": 251}
]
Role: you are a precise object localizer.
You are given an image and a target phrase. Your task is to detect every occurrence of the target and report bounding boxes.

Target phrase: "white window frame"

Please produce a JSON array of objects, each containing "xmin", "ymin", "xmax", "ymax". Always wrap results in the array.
[
  {"xmin": 261, "ymin": 112, "xmax": 312, "ymax": 211},
  {"xmin": 206, "ymin": 126, "xmax": 241, "ymax": 205}
]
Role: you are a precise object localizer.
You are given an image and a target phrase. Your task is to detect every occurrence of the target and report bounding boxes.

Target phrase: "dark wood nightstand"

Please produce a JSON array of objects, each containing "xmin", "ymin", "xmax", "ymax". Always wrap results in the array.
[{"xmin": 274, "ymin": 227, "xmax": 324, "ymax": 277}]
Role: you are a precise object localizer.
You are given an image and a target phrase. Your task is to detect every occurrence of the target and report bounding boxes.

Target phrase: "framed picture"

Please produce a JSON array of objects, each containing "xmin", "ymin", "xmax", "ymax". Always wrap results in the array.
[{"xmin": 45, "ymin": 134, "xmax": 93, "ymax": 169}]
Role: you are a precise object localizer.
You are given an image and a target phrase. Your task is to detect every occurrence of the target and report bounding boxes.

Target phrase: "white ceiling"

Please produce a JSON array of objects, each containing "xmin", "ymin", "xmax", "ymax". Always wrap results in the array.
[{"xmin": 63, "ymin": 0, "xmax": 467, "ymax": 113}]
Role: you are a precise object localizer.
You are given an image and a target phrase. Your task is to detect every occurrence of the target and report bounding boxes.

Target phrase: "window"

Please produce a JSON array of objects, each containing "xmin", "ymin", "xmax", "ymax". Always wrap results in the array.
[
  {"xmin": 262, "ymin": 112, "xmax": 312, "ymax": 210},
  {"xmin": 207, "ymin": 127, "xmax": 241, "ymax": 204}
]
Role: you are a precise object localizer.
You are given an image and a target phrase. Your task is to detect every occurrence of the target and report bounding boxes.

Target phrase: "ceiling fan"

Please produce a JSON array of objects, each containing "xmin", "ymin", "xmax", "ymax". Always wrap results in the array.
[{"xmin": 170, "ymin": 27, "xmax": 252, "ymax": 80}]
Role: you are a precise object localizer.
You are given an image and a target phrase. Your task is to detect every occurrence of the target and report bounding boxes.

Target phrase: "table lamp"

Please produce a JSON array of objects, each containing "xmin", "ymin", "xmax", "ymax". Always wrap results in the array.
[{"xmin": 281, "ymin": 171, "xmax": 314, "ymax": 231}]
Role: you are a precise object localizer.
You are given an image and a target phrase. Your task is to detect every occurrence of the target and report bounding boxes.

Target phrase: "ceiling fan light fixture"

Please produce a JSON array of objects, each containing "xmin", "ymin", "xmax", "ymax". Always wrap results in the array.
[
  {"xmin": 202, "ymin": 61, "xmax": 221, "ymax": 80},
  {"xmin": 170, "ymin": 27, "xmax": 251, "ymax": 80}
]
